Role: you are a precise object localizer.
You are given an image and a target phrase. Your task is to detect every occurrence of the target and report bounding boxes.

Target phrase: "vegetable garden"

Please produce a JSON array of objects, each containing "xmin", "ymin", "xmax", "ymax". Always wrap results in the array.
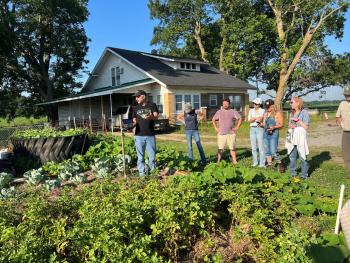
[{"xmin": 0, "ymin": 131, "xmax": 349, "ymax": 262}]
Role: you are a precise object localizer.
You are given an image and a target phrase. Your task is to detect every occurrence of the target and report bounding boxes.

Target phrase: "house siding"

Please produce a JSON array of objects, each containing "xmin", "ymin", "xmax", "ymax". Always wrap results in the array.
[{"xmin": 84, "ymin": 51, "xmax": 148, "ymax": 92}]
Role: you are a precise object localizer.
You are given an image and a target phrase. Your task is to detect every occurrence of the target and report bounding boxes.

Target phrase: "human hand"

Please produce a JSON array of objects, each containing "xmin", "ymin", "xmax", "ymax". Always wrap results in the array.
[
  {"xmin": 232, "ymin": 127, "xmax": 238, "ymax": 132},
  {"xmin": 291, "ymin": 117, "xmax": 299, "ymax": 122},
  {"xmin": 289, "ymin": 124, "xmax": 296, "ymax": 129},
  {"xmin": 144, "ymin": 113, "xmax": 152, "ymax": 120}
]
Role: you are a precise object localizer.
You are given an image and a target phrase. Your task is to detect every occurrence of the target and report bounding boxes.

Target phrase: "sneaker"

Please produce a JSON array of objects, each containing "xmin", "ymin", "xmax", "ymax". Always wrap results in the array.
[{"xmin": 251, "ymin": 163, "xmax": 258, "ymax": 167}]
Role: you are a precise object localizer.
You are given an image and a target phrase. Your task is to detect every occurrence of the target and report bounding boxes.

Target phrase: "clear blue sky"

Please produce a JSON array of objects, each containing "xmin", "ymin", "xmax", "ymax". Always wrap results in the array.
[{"xmin": 83, "ymin": 0, "xmax": 350, "ymax": 100}]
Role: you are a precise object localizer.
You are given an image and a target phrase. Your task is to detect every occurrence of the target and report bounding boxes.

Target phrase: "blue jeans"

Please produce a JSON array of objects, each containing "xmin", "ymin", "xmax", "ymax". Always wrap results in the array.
[
  {"xmin": 289, "ymin": 146, "xmax": 308, "ymax": 178},
  {"xmin": 186, "ymin": 130, "xmax": 206, "ymax": 164},
  {"xmin": 250, "ymin": 127, "xmax": 265, "ymax": 166},
  {"xmin": 134, "ymin": 136, "xmax": 156, "ymax": 176},
  {"xmin": 264, "ymin": 131, "xmax": 279, "ymax": 158}
]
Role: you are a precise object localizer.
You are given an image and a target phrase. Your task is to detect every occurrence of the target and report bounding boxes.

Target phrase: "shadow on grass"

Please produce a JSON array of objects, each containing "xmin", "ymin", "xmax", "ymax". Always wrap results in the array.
[
  {"xmin": 308, "ymin": 244, "xmax": 349, "ymax": 263},
  {"xmin": 279, "ymin": 150, "xmax": 331, "ymax": 176}
]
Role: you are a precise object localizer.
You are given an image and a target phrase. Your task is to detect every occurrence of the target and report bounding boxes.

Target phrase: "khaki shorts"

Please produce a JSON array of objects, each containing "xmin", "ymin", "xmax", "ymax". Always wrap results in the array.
[{"xmin": 217, "ymin": 134, "xmax": 236, "ymax": 150}]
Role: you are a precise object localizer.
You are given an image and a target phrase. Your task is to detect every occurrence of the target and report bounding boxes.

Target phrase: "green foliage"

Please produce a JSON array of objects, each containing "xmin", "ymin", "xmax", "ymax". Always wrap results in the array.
[
  {"xmin": 44, "ymin": 179, "xmax": 61, "ymax": 191},
  {"xmin": 0, "ymin": 116, "xmax": 47, "ymax": 127},
  {"xmin": 91, "ymin": 154, "xmax": 132, "ymax": 179},
  {"xmin": 0, "ymin": 186, "xmax": 15, "ymax": 200},
  {"xmin": 11, "ymin": 128, "xmax": 87, "ymax": 139},
  {"xmin": 57, "ymin": 160, "xmax": 82, "ymax": 181},
  {"xmin": 70, "ymin": 174, "xmax": 87, "ymax": 185},
  {"xmin": 0, "ymin": 172, "xmax": 13, "ymax": 189},
  {"xmin": 0, "ymin": 0, "xmax": 89, "ymax": 119},
  {"xmin": 0, "ymin": 159, "xmax": 341, "ymax": 262},
  {"xmin": 23, "ymin": 168, "xmax": 46, "ymax": 185}
]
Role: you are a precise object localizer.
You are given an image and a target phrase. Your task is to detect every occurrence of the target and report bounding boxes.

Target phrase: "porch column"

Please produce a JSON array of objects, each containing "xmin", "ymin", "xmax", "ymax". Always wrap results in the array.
[
  {"xmin": 163, "ymin": 92, "xmax": 174, "ymax": 123},
  {"xmin": 101, "ymin": 96, "xmax": 105, "ymax": 131},
  {"xmin": 244, "ymin": 93, "xmax": 250, "ymax": 120},
  {"xmin": 109, "ymin": 94, "xmax": 113, "ymax": 132}
]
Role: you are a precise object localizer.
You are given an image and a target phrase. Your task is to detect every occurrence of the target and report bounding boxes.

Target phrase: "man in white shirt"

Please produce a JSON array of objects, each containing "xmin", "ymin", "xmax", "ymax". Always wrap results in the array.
[{"xmin": 336, "ymin": 86, "xmax": 350, "ymax": 177}]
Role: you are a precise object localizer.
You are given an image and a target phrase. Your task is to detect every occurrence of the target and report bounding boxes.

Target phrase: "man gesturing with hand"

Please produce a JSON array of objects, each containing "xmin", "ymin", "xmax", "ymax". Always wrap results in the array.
[{"xmin": 132, "ymin": 90, "xmax": 159, "ymax": 176}]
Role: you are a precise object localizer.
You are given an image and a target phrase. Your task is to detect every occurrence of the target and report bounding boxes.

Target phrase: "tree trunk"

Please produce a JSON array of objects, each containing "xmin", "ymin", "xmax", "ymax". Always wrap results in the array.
[
  {"xmin": 194, "ymin": 21, "xmax": 209, "ymax": 63},
  {"xmin": 219, "ymin": 35, "xmax": 226, "ymax": 71}
]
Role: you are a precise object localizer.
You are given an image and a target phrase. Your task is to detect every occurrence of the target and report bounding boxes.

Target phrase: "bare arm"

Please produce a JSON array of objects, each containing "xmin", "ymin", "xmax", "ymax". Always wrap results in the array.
[
  {"xmin": 177, "ymin": 112, "xmax": 185, "ymax": 124},
  {"xmin": 212, "ymin": 118, "xmax": 219, "ymax": 133},
  {"xmin": 274, "ymin": 112, "xmax": 284, "ymax": 129},
  {"xmin": 233, "ymin": 118, "xmax": 242, "ymax": 132}
]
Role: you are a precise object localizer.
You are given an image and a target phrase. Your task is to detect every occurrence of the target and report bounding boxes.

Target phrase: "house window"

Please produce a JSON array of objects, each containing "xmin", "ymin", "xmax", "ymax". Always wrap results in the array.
[
  {"xmin": 209, "ymin": 95, "xmax": 217, "ymax": 106},
  {"xmin": 192, "ymin": 64, "xmax": 196, "ymax": 70},
  {"xmin": 148, "ymin": 95, "xmax": 153, "ymax": 103},
  {"xmin": 175, "ymin": 94, "xmax": 201, "ymax": 112},
  {"xmin": 229, "ymin": 95, "xmax": 242, "ymax": 111},
  {"xmin": 193, "ymin": 95, "xmax": 200, "ymax": 109},
  {"xmin": 111, "ymin": 68, "xmax": 116, "ymax": 86},
  {"xmin": 156, "ymin": 95, "xmax": 163, "ymax": 113},
  {"xmin": 180, "ymin": 62, "xmax": 185, "ymax": 69},
  {"xmin": 186, "ymin": 63, "xmax": 191, "ymax": 69},
  {"xmin": 111, "ymin": 66, "xmax": 121, "ymax": 86},
  {"xmin": 175, "ymin": 95, "xmax": 183, "ymax": 111}
]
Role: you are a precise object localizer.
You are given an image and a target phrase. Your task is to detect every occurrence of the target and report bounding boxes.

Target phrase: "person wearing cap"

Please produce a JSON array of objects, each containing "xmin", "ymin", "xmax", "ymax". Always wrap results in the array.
[
  {"xmin": 262, "ymin": 99, "xmax": 284, "ymax": 167},
  {"xmin": 177, "ymin": 103, "xmax": 207, "ymax": 164},
  {"xmin": 132, "ymin": 90, "xmax": 159, "ymax": 176},
  {"xmin": 336, "ymin": 86, "xmax": 350, "ymax": 177},
  {"xmin": 248, "ymin": 98, "xmax": 265, "ymax": 167},
  {"xmin": 212, "ymin": 98, "xmax": 242, "ymax": 164}
]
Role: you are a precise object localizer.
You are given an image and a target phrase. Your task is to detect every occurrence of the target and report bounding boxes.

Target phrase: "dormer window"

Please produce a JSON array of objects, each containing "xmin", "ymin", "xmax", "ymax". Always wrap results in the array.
[{"xmin": 111, "ymin": 66, "xmax": 123, "ymax": 86}]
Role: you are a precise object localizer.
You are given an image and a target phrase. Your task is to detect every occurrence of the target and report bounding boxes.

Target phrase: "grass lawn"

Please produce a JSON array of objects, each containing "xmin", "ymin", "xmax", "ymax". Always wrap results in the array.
[{"xmin": 0, "ymin": 116, "xmax": 47, "ymax": 127}]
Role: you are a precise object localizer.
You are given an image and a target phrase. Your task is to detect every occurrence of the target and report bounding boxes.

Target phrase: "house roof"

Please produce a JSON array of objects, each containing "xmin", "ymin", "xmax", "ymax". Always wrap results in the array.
[
  {"xmin": 107, "ymin": 47, "xmax": 255, "ymax": 89},
  {"xmin": 38, "ymin": 78, "xmax": 155, "ymax": 105}
]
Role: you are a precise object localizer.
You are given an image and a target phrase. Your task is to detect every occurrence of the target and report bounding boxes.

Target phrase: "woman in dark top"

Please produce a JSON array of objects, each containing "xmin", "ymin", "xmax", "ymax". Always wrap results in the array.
[{"xmin": 177, "ymin": 103, "xmax": 206, "ymax": 164}]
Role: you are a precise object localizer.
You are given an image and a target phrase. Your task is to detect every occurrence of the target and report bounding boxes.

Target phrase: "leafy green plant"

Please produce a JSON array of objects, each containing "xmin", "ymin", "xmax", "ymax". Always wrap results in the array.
[
  {"xmin": 57, "ymin": 160, "xmax": 82, "ymax": 181},
  {"xmin": 44, "ymin": 179, "xmax": 61, "ymax": 191},
  {"xmin": 11, "ymin": 128, "xmax": 87, "ymax": 139},
  {"xmin": 0, "ymin": 172, "xmax": 13, "ymax": 189},
  {"xmin": 0, "ymin": 186, "xmax": 16, "ymax": 199},
  {"xmin": 71, "ymin": 174, "xmax": 87, "ymax": 184},
  {"xmin": 91, "ymin": 155, "xmax": 131, "ymax": 179},
  {"xmin": 23, "ymin": 168, "xmax": 46, "ymax": 185}
]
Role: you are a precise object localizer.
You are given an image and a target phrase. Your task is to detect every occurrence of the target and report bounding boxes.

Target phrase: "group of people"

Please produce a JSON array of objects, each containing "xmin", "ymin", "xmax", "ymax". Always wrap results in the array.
[{"xmin": 131, "ymin": 88, "xmax": 350, "ymax": 179}]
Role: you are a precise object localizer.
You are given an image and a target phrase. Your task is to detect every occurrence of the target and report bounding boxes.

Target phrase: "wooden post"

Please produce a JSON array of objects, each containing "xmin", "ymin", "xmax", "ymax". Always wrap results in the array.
[
  {"xmin": 109, "ymin": 94, "xmax": 113, "ymax": 132},
  {"xmin": 101, "ymin": 96, "xmax": 104, "ymax": 132},
  {"xmin": 89, "ymin": 114, "xmax": 92, "ymax": 132},
  {"xmin": 73, "ymin": 116, "xmax": 77, "ymax": 129},
  {"xmin": 120, "ymin": 117, "xmax": 126, "ymax": 178},
  {"xmin": 335, "ymin": 184, "xmax": 345, "ymax": 234}
]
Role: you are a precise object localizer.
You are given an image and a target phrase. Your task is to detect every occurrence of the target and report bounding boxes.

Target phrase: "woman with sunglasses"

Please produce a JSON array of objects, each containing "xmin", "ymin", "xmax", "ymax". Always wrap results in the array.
[
  {"xmin": 336, "ymin": 86, "xmax": 350, "ymax": 177},
  {"xmin": 262, "ymin": 99, "xmax": 284, "ymax": 167},
  {"xmin": 286, "ymin": 97, "xmax": 310, "ymax": 179},
  {"xmin": 248, "ymin": 98, "xmax": 265, "ymax": 167}
]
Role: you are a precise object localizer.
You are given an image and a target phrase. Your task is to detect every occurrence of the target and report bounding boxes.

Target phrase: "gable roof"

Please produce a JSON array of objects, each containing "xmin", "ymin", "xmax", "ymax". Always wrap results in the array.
[{"xmin": 106, "ymin": 47, "xmax": 254, "ymax": 89}]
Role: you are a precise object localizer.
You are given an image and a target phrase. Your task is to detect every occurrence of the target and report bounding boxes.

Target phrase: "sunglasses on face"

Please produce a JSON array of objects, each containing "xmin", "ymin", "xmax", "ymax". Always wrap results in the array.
[{"xmin": 253, "ymin": 103, "xmax": 259, "ymax": 105}]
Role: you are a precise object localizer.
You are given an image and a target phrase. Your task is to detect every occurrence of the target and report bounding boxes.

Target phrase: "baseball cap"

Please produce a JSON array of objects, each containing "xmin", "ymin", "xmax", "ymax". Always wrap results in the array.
[
  {"xmin": 133, "ymin": 90, "xmax": 147, "ymax": 97},
  {"xmin": 253, "ymin": 98, "xmax": 262, "ymax": 105},
  {"xmin": 344, "ymin": 86, "xmax": 350, "ymax": 96},
  {"xmin": 264, "ymin": 99, "xmax": 274, "ymax": 108}
]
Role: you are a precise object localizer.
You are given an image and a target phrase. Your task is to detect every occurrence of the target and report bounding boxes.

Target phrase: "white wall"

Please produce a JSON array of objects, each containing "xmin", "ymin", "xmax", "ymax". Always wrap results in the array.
[{"xmin": 84, "ymin": 51, "xmax": 148, "ymax": 92}]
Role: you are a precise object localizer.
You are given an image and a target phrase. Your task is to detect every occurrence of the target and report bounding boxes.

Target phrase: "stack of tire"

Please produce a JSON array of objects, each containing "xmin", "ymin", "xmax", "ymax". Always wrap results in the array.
[{"xmin": 11, "ymin": 134, "xmax": 88, "ymax": 164}]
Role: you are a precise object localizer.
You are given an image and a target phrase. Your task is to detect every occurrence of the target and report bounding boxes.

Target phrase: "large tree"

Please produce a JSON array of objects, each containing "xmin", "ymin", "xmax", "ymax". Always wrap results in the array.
[
  {"xmin": 148, "ymin": 0, "xmax": 215, "ymax": 63},
  {"xmin": 149, "ymin": 0, "xmax": 349, "ymax": 108},
  {"xmin": 265, "ymin": 0, "xmax": 349, "ymax": 109},
  {"xmin": 0, "ymin": 0, "xmax": 89, "ymax": 121}
]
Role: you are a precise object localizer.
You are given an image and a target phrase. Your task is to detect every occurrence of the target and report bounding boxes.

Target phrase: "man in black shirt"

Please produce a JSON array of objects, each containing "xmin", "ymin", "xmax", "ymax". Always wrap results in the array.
[{"xmin": 132, "ymin": 90, "xmax": 159, "ymax": 176}]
